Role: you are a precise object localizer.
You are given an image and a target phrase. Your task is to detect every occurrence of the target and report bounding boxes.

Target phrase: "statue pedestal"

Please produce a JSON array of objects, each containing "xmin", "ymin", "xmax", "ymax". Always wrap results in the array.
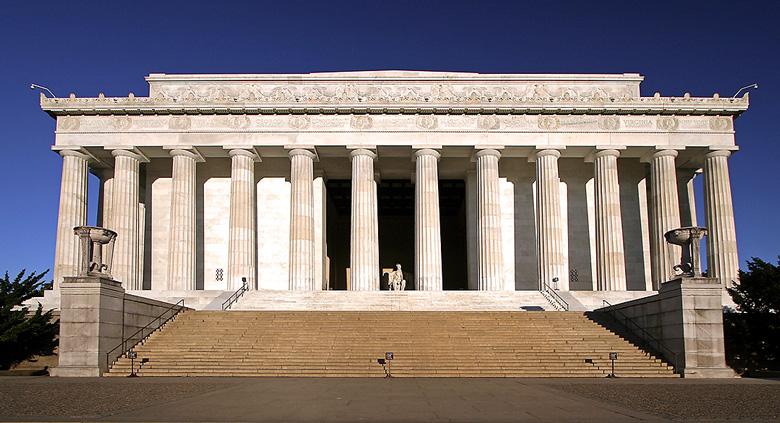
[
  {"xmin": 659, "ymin": 276, "xmax": 737, "ymax": 378},
  {"xmin": 51, "ymin": 275, "xmax": 125, "ymax": 377}
]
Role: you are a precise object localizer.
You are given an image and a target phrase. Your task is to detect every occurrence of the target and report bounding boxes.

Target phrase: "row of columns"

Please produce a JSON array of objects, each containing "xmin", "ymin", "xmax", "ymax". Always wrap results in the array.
[{"xmin": 53, "ymin": 146, "xmax": 740, "ymax": 291}]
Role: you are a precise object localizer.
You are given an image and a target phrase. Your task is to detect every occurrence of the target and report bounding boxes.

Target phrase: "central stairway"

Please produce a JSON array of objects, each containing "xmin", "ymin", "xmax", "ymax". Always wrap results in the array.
[{"xmin": 107, "ymin": 311, "xmax": 677, "ymax": 377}]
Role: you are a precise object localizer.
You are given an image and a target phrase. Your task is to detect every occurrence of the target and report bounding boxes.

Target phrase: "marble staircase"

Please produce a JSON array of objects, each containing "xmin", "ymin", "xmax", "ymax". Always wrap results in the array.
[{"xmin": 107, "ymin": 310, "xmax": 677, "ymax": 377}]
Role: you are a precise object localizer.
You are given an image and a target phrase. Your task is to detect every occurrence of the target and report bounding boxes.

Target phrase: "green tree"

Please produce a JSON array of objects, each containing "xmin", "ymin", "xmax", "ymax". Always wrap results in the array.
[
  {"xmin": 0, "ymin": 270, "xmax": 59, "ymax": 370},
  {"xmin": 724, "ymin": 257, "xmax": 780, "ymax": 374}
]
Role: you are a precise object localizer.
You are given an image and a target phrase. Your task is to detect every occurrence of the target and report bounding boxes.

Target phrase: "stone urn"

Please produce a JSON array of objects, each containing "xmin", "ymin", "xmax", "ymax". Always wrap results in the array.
[
  {"xmin": 664, "ymin": 226, "xmax": 707, "ymax": 277},
  {"xmin": 73, "ymin": 226, "xmax": 118, "ymax": 278}
]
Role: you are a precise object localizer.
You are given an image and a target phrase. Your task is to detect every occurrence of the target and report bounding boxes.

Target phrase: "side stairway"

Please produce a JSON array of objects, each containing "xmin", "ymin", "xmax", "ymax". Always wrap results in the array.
[{"xmin": 107, "ymin": 311, "xmax": 677, "ymax": 377}]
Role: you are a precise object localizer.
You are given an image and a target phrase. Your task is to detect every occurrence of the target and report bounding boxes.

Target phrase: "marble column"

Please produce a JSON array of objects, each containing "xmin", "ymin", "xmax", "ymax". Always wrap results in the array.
[
  {"xmin": 475, "ymin": 149, "xmax": 503, "ymax": 291},
  {"xmin": 535, "ymin": 149, "xmax": 565, "ymax": 290},
  {"xmin": 678, "ymin": 168, "xmax": 700, "ymax": 270},
  {"xmin": 227, "ymin": 149, "xmax": 257, "ymax": 290},
  {"xmin": 166, "ymin": 149, "xmax": 197, "ymax": 291},
  {"xmin": 349, "ymin": 149, "xmax": 379, "ymax": 291},
  {"xmin": 414, "ymin": 149, "xmax": 443, "ymax": 291},
  {"xmin": 111, "ymin": 149, "xmax": 142, "ymax": 289},
  {"xmin": 593, "ymin": 149, "xmax": 627, "ymax": 291},
  {"xmin": 649, "ymin": 149, "xmax": 682, "ymax": 289},
  {"xmin": 703, "ymin": 150, "xmax": 740, "ymax": 287},
  {"xmin": 97, "ymin": 169, "xmax": 114, "ymax": 229},
  {"xmin": 289, "ymin": 149, "xmax": 317, "ymax": 290},
  {"xmin": 53, "ymin": 150, "xmax": 89, "ymax": 289}
]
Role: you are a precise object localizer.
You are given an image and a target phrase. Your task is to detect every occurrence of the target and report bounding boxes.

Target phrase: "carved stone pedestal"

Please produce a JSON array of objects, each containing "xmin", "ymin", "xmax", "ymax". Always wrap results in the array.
[
  {"xmin": 51, "ymin": 275, "xmax": 125, "ymax": 377},
  {"xmin": 598, "ymin": 275, "xmax": 736, "ymax": 378},
  {"xmin": 658, "ymin": 277, "xmax": 737, "ymax": 378}
]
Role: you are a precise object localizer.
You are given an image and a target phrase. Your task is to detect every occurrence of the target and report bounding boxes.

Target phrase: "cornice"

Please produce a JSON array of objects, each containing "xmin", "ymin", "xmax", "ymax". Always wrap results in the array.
[
  {"xmin": 40, "ymin": 73, "xmax": 748, "ymax": 117},
  {"xmin": 41, "ymin": 95, "xmax": 748, "ymax": 117}
]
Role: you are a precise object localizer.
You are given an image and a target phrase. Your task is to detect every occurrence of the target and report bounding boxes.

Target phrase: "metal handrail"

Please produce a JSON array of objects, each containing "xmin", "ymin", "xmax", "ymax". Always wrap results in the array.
[
  {"xmin": 222, "ymin": 280, "xmax": 249, "ymax": 310},
  {"xmin": 600, "ymin": 299, "xmax": 678, "ymax": 372},
  {"xmin": 541, "ymin": 281, "xmax": 569, "ymax": 311},
  {"xmin": 105, "ymin": 298, "xmax": 186, "ymax": 371}
]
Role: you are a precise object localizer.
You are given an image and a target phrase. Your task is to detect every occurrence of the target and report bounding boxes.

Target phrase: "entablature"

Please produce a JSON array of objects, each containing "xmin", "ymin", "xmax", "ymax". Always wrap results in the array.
[
  {"xmin": 40, "ymin": 71, "xmax": 748, "ymax": 117},
  {"xmin": 41, "ymin": 94, "xmax": 749, "ymax": 117}
]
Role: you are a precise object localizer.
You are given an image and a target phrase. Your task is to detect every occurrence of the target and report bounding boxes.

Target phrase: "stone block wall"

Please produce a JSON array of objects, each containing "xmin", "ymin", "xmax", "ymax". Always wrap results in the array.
[
  {"xmin": 52, "ymin": 276, "xmax": 187, "ymax": 377},
  {"xmin": 596, "ymin": 276, "xmax": 735, "ymax": 378}
]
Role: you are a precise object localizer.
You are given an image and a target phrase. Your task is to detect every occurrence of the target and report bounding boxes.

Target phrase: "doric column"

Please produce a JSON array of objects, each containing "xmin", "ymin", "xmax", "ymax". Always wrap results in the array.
[
  {"xmin": 414, "ymin": 149, "xmax": 443, "ymax": 291},
  {"xmin": 475, "ymin": 149, "xmax": 503, "ymax": 290},
  {"xmin": 648, "ymin": 149, "xmax": 682, "ymax": 289},
  {"xmin": 228, "ymin": 149, "xmax": 257, "ymax": 290},
  {"xmin": 349, "ymin": 149, "xmax": 379, "ymax": 291},
  {"xmin": 53, "ymin": 150, "xmax": 89, "ymax": 289},
  {"xmin": 535, "ymin": 149, "xmax": 565, "ymax": 290},
  {"xmin": 166, "ymin": 149, "xmax": 198, "ymax": 291},
  {"xmin": 111, "ymin": 149, "xmax": 142, "ymax": 289},
  {"xmin": 593, "ymin": 149, "xmax": 627, "ymax": 291},
  {"xmin": 289, "ymin": 149, "xmax": 317, "ymax": 290},
  {"xmin": 703, "ymin": 150, "xmax": 740, "ymax": 287},
  {"xmin": 97, "ymin": 169, "xmax": 114, "ymax": 229}
]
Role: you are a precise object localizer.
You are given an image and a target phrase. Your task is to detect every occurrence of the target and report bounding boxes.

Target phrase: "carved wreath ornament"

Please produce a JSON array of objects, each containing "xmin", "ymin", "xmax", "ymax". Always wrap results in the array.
[
  {"xmin": 598, "ymin": 116, "xmax": 620, "ymax": 131},
  {"xmin": 478, "ymin": 115, "xmax": 500, "ymax": 130},
  {"xmin": 111, "ymin": 116, "xmax": 132, "ymax": 130},
  {"xmin": 709, "ymin": 117, "xmax": 731, "ymax": 131},
  {"xmin": 416, "ymin": 115, "xmax": 437, "ymax": 130},
  {"xmin": 538, "ymin": 116, "xmax": 560, "ymax": 130},
  {"xmin": 169, "ymin": 116, "xmax": 192, "ymax": 130},
  {"xmin": 226, "ymin": 115, "xmax": 251, "ymax": 129},
  {"xmin": 289, "ymin": 115, "xmax": 311, "ymax": 130},
  {"xmin": 657, "ymin": 117, "xmax": 679, "ymax": 131},
  {"xmin": 350, "ymin": 115, "xmax": 373, "ymax": 130}
]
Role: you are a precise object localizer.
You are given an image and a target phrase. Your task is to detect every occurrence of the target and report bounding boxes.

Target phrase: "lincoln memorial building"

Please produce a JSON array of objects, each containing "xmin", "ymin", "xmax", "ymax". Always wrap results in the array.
[{"xmin": 41, "ymin": 71, "xmax": 746, "ymax": 302}]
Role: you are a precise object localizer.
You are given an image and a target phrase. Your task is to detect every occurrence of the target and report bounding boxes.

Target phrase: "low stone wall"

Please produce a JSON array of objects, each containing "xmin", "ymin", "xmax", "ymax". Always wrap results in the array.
[
  {"xmin": 595, "ymin": 276, "xmax": 735, "ymax": 378},
  {"xmin": 52, "ymin": 276, "xmax": 189, "ymax": 377}
]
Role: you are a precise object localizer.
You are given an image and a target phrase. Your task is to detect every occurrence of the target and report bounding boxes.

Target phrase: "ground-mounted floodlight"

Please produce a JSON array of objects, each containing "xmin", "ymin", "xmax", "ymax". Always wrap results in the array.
[
  {"xmin": 128, "ymin": 351, "xmax": 138, "ymax": 377},
  {"xmin": 377, "ymin": 352, "xmax": 394, "ymax": 378},
  {"xmin": 30, "ymin": 83, "xmax": 56, "ymax": 98},
  {"xmin": 607, "ymin": 352, "xmax": 618, "ymax": 378}
]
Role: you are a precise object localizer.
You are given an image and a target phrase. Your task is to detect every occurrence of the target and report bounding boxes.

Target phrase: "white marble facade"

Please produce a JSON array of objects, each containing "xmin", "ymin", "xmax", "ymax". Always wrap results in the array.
[{"xmin": 44, "ymin": 71, "xmax": 747, "ymax": 293}]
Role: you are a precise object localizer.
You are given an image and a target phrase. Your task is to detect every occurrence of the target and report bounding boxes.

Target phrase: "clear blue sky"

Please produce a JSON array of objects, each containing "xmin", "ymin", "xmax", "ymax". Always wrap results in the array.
[{"xmin": 0, "ymin": 0, "xmax": 777, "ymax": 276}]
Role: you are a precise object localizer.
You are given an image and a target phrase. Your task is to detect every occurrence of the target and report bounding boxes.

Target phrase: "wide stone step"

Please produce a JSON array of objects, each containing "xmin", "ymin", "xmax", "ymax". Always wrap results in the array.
[{"xmin": 107, "ymin": 310, "xmax": 677, "ymax": 378}]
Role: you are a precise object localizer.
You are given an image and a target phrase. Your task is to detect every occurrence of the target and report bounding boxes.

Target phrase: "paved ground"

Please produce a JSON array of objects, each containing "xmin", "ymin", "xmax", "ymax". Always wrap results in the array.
[{"xmin": 0, "ymin": 377, "xmax": 778, "ymax": 422}]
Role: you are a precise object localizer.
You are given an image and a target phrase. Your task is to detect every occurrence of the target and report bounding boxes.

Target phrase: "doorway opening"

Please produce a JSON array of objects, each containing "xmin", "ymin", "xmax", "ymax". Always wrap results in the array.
[{"xmin": 325, "ymin": 179, "xmax": 467, "ymax": 290}]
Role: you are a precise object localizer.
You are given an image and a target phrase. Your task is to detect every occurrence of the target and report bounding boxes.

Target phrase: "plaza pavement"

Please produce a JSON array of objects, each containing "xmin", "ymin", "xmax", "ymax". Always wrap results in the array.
[{"xmin": 0, "ymin": 377, "xmax": 778, "ymax": 422}]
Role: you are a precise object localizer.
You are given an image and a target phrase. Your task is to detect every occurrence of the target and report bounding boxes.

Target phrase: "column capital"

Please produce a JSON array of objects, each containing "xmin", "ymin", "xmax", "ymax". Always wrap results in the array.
[
  {"xmin": 594, "ymin": 149, "xmax": 621, "ymax": 159},
  {"xmin": 535, "ymin": 149, "xmax": 561, "ymax": 159},
  {"xmin": 585, "ymin": 148, "xmax": 623, "ymax": 163},
  {"xmin": 640, "ymin": 148, "xmax": 680, "ymax": 163},
  {"xmin": 473, "ymin": 148, "xmax": 501, "ymax": 160},
  {"xmin": 652, "ymin": 149, "xmax": 679, "ymax": 159},
  {"xmin": 349, "ymin": 148, "xmax": 377, "ymax": 160},
  {"xmin": 705, "ymin": 150, "xmax": 732, "ymax": 159},
  {"xmin": 166, "ymin": 147, "xmax": 204, "ymax": 162},
  {"xmin": 110, "ymin": 148, "xmax": 148, "ymax": 162},
  {"xmin": 227, "ymin": 148, "xmax": 261, "ymax": 161},
  {"xmin": 414, "ymin": 148, "xmax": 441, "ymax": 160},
  {"xmin": 57, "ymin": 149, "xmax": 91, "ymax": 160},
  {"xmin": 288, "ymin": 148, "xmax": 318, "ymax": 161}
]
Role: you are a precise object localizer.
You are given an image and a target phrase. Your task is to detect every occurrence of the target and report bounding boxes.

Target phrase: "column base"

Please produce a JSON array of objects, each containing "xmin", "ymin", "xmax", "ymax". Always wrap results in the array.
[
  {"xmin": 50, "ymin": 366, "xmax": 102, "ymax": 377},
  {"xmin": 56, "ymin": 275, "xmax": 125, "ymax": 377},
  {"xmin": 680, "ymin": 367, "xmax": 738, "ymax": 378}
]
